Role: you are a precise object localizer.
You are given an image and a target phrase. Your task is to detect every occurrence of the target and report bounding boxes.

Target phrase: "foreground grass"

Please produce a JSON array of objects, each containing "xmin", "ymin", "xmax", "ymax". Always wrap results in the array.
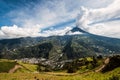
[
  {"xmin": 0, "ymin": 67, "xmax": 120, "ymax": 80},
  {"xmin": 0, "ymin": 59, "xmax": 120, "ymax": 80},
  {"xmin": 16, "ymin": 62, "xmax": 38, "ymax": 73},
  {"xmin": 0, "ymin": 59, "xmax": 38, "ymax": 73}
]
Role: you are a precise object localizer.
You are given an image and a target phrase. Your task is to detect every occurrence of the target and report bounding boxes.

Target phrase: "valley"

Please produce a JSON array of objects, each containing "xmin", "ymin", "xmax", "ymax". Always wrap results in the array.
[
  {"xmin": 0, "ymin": 55, "xmax": 120, "ymax": 80},
  {"xmin": 0, "ymin": 28, "xmax": 120, "ymax": 80},
  {"xmin": 0, "ymin": 0, "xmax": 120, "ymax": 80}
]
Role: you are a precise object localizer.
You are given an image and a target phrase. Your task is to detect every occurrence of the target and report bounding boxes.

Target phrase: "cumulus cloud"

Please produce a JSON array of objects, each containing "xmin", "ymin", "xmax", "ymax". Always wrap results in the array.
[
  {"xmin": 8, "ymin": 0, "xmax": 79, "ymax": 29},
  {"xmin": 0, "ymin": 25, "xmax": 73, "ymax": 39},
  {"xmin": 77, "ymin": 0, "xmax": 120, "ymax": 38},
  {"xmin": 0, "ymin": 25, "xmax": 42, "ymax": 39},
  {"xmin": 42, "ymin": 27, "xmax": 72, "ymax": 36},
  {"xmin": 0, "ymin": 0, "xmax": 118, "ymax": 39},
  {"xmin": 7, "ymin": 0, "xmax": 112, "ymax": 29}
]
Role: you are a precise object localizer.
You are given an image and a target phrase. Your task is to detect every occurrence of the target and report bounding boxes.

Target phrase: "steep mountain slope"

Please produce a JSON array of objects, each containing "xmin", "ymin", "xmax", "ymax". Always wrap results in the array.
[{"xmin": 0, "ymin": 27, "xmax": 120, "ymax": 60}]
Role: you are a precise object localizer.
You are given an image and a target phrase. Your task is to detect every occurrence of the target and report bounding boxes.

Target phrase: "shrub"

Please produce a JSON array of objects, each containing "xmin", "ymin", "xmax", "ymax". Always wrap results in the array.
[{"xmin": 108, "ymin": 75, "xmax": 120, "ymax": 80}]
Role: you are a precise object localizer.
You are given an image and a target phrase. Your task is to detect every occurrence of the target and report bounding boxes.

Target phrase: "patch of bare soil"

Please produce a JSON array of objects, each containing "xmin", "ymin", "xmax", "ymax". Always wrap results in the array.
[{"xmin": 9, "ymin": 65, "xmax": 22, "ymax": 73}]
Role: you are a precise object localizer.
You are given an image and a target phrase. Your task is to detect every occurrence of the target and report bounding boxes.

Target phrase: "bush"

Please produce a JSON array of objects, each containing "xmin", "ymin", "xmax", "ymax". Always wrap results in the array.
[
  {"xmin": 86, "ymin": 63, "xmax": 94, "ymax": 70},
  {"xmin": 67, "ymin": 66, "xmax": 77, "ymax": 73},
  {"xmin": 97, "ymin": 55, "xmax": 103, "ymax": 59},
  {"xmin": 108, "ymin": 75, "xmax": 119, "ymax": 80},
  {"xmin": 37, "ymin": 64, "xmax": 52, "ymax": 72},
  {"xmin": 66, "ymin": 59, "xmax": 79, "ymax": 73}
]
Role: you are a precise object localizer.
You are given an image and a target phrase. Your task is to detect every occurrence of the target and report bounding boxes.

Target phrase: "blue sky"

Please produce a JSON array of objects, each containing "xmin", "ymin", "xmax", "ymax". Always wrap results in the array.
[
  {"xmin": 0, "ymin": 0, "xmax": 40, "ymax": 26},
  {"xmin": 0, "ymin": 0, "xmax": 76, "ymax": 26},
  {"xmin": 0, "ymin": 0, "xmax": 120, "ymax": 39},
  {"xmin": 0, "ymin": 0, "xmax": 112, "ymax": 27}
]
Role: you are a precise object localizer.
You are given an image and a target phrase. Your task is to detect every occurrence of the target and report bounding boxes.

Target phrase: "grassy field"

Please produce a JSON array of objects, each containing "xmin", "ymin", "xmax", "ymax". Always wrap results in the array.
[
  {"xmin": 0, "ymin": 59, "xmax": 17, "ymax": 73},
  {"xmin": 0, "ymin": 59, "xmax": 120, "ymax": 80},
  {"xmin": 0, "ymin": 59, "xmax": 38, "ymax": 73},
  {"xmin": 0, "ymin": 67, "xmax": 120, "ymax": 80},
  {"xmin": 16, "ymin": 62, "xmax": 38, "ymax": 73}
]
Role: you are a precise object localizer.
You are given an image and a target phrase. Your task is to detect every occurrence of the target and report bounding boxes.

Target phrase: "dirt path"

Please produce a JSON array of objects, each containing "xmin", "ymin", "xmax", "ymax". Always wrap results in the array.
[
  {"xmin": 9, "ymin": 65, "xmax": 23, "ymax": 73},
  {"xmin": 95, "ymin": 65, "xmax": 106, "ymax": 72},
  {"xmin": 95, "ymin": 58, "xmax": 110, "ymax": 72}
]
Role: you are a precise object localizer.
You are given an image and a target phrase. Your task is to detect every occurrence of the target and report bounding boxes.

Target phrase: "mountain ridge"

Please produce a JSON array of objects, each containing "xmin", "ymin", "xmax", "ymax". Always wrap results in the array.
[{"xmin": 0, "ymin": 27, "xmax": 120, "ymax": 60}]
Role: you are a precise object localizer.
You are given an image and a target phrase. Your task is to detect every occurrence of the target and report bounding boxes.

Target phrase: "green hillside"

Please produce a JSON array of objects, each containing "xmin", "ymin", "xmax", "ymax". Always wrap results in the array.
[
  {"xmin": 0, "ymin": 56, "xmax": 120, "ymax": 80},
  {"xmin": 0, "ymin": 59, "xmax": 16, "ymax": 72},
  {"xmin": 0, "ymin": 59, "xmax": 38, "ymax": 73},
  {"xmin": 0, "ymin": 35, "xmax": 120, "ymax": 60}
]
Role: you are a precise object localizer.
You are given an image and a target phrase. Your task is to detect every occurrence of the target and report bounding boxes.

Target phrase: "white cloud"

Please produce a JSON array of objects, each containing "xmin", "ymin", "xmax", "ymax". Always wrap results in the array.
[
  {"xmin": 8, "ymin": 0, "xmax": 79, "ymax": 29},
  {"xmin": 8, "ymin": 0, "xmax": 112, "ymax": 28},
  {"xmin": 67, "ymin": 31, "xmax": 83, "ymax": 35},
  {"xmin": 0, "ymin": 0, "xmax": 118, "ymax": 39},
  {"xmin": 42, "ymin": 27, "xmax": 72, "ymax": 37},
  {"xmin": 89, "ymin": 20, "xmax": 120, "ymax": 38},
  {"xmin": 0, "ymin": 25, "xmax": 42, "ymax": 39},
  {"xmin": 0, "ymin": 25, "xmax": 72, "ymax": 39},
  {"xmin": 0, "ymin": 0, "xmax": 79, "ymax": 39},
  {"xmin": 77, "ymin": 0, "xmax": 120, "ymax": 38}
]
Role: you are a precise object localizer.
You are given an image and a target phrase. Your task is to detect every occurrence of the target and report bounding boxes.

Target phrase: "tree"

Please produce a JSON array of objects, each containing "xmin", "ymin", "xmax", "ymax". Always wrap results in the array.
[
  {"xmin": 97, "ymin": 55, "xmax": 103, "ymax": 59},
  {"xmin": 92, "ymin": 56, "xmax": 97, "ymax": 68},
  {"xmin": 67, "ymin": 59, "xmax": 79, "ymax": 73}
]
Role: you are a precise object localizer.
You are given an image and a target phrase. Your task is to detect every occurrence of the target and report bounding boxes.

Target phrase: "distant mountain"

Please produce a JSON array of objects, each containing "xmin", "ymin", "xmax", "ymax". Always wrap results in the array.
[
  {"xmin": 0, "ymin": 27, "xmax": 120, "ymax": 60},
  {"xmin": 70, "ymin": 27, "xmax": 87, "ymax": 33},
  {"xmin": 66, "ymin": 27, "xmax": 87, "ymax": 35}
]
